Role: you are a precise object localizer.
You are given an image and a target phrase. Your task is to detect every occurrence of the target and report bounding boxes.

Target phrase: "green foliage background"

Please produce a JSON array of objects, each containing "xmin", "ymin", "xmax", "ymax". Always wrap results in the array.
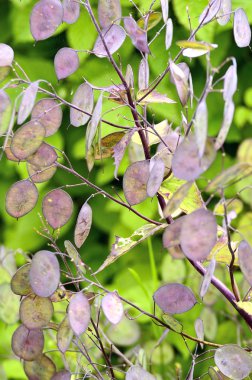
[{"xmin": 1, "ymin": 0, "xmax": 252, "ymax": 379}]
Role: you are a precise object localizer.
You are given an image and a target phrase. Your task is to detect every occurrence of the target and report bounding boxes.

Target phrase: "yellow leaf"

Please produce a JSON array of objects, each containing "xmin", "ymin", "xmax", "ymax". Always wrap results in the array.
[
  {"xmin": 236, "ymin": 301, "xmax": 252, "ymax": 316},
  {"xmin": 176, "ymin": 40, "xmax": 218, "ymax": 51},
  {"xmin": 131, "ymin": 120, "xmax": 169, "ymax": 146}
]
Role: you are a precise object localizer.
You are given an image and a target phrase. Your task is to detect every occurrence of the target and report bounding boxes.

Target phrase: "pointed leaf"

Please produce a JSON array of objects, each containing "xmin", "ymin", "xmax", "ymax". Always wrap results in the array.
[
  {"xmin": 102, "ymin": 292, "xmax": 124, "ymax": 324},
  {"xmin": 176, "ymin": 40, "xmax": 218, "ymax": 57},
  {"xmin": 165, "ymin": 18, "xmax": 173, "ymax": 50},
  {"xmin": 194, "ymin": 99, "xmax": 208, "ymax": 158},
  {"xmin": 214, "ymin": 345, "xmax": 252, "ymax": 379},
  {"xmin": 98, "ymin": 0, "xmax": 121, "ymax": 28},
  {"xmin": 20, "ymin": 295, "xmax": 54, "ymax": 329},
  {"xmin": 10, "ymin": 120, "xmax": 45, "ymax": 160},
  {"xmin": 217, "ymin": 0, "xmax": 231, "ymax": 25},
  {"xmin": 123, "ymin": 160, "xmax": 150, "ymax": 205},
  {"xmin": 24, "ymin": 354, "xmax": 56, "ymax": 380},
  {"xmin": 86, "ymin": 93, "xmax": 103, "ymax": 153},
  {"xmin": 62, "ymin": 0, "xmax": 80, "ymax": 24},
  {"xmin": 64, "ymin": 240, "xmax": 86, "ymax": 274},
  {"xmin": 6, "ymin": 180, "xmax": 38, "ymax": 218},
  {"xmin": 95, "ymin": 131, "xmax": 125, "ymax": 159},
  {"xmin": 126, "ymin": 365, "xmax": 156, "ymax": 380},
  {"xmin": 113, "ymin": 129, "xmax": 135, "ymax": 179},
  {"xmin": 93, "ymin": 25, "xmax": 126, "ymax": 58},
  {"xmin": 147, "ymin": 158, "xmax": 165, "ymax": 197},
  {"xmin": 12, "ymin": 324, "xmax": 44, "ymax": 361},
  {"xmin": 233, "ymin": 8, "xmax": 251, "ymax": 48},
  {"xmin": 74, "ymin": 203, "xmax": 92, "ymax": 248},
  {"xmin": 160, "ymin": 0, "xmax": 169, "ymax": 22},
  {"xmin": 57, "ymin": 315, "xmax": 74, "ymax": 353},
  {"xmin": 0, "ymin": 90, "xmax": 12, "ymax": 137},
  {"xmin": 153, "ymin": 283, "xmax": 197, "ymax": 314},
  {"xmin": 200, "ymin": 258, "xmax": 216, "ymax": 298},
  {"xmin": 172, "ymin": 135, "xmax": 216, "ymax": 181},
  {"xmin": 29, "ymin": 250, "xmax": 60, "ymax": 297},
  {"xmin": 30, "ymin": 0, "xmax": 63, "ymax": 41},
  {"xmin": 162, "ymin": 313, "xmax": 183, "ymax": 333},
  {"xmin": 180, "ymin": 209, "xmax": 217, "ymax": 261},
  {"xmin": 70, "ymin": 83, "xmax": 93, "ymax": 127},
  {"xmin": 215, "ymin": 100, "xmax": 235, "ymax": 150},
  {"xmin": 137, "ymin": 12, "xmax": 162, "ymax": 31},
  {"xmin": 0, "ymin": 43, "xmax": 14, "ymax": 67},
  {"xmin": 124, "ymin": 17, "xmax": 150, "ymax": 54},
  {"xmin": 138, "ymin": 58, "xmax": 149, "ymax": 91},
  {"xmin": 95, "ymin": 224, "xmax": 166, "ymax": 274},
  {"xmin": 31, "ymin": 98, "xmax": 63, "ymax": 136},
  {"xmin": 238, "ymin": 240, "xmax": 252, "ymax": 286},
  {"xmin": 68, "ymin": 292, "xmax": 90, "ymax": 336},
  {"xmin": 163, "ymin": 181, "xmax": 193, "ymax": 217},
  {"xmin": 54, "ymin": 47, "xmax": 79, "ymax": 80},
  {"xmin": 42, "ymin": 189, "xmax": 73, "ymax": 229}
]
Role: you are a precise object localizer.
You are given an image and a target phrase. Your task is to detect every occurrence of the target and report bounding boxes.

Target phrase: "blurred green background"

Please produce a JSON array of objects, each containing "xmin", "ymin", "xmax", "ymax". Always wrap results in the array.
[{"xmin": 1, "ymin": 0, "xmax": 252, "ymax": 379}]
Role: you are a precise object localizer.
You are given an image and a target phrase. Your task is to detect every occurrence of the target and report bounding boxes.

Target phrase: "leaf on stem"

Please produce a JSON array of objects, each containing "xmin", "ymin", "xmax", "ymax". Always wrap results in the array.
[
  {"xmin": 29, "ymin": 250, "xmax": 60, "ymax": 298},
  {"xmin": 12, "ymin": 324, "xmax": 44, "ymax": 361},
  {"xmin": 54, "ymin": 47, "xmax": 79, "ymax": 80},
  {"xmin": 98, "ymin": 0, "xmax": 121, "ymax": 28},
  {"xmin": 153, "ymin": 283, "xmax": 197, "ymax": 314},
  {"xmin": 102, "ymin": 292, "xmax": 124, "ymax": 324},
  {"xmin": 62, "ymin": 0, "xmax": 80, "ymax": 24},
  {"xmin": 123, "ymin": 160, "xmax": 150, "ymax": 205},
  {"xmin": 93, "ymin": 24, "xmax": 126, "ymax": 58},
  {"xmin": 30, "ymin": 0, "xmax": 63, "ymax": 41},
  {"xmin": 162, "ymin": 313, "xmax": 183, "ymax": 333},
  {"xmin": 94, "ymin": 224, "xmax": 166, "ymax": 274},
  {"xmin": 124, "ymin": 17, "xmax": 150, "ymax": 54},
  {"xmin": 172, "ymin": 135, "xmax": 216, "ymax": 181},
  {"xmin": 163, "ymin": 181, "xmax": 193, "ymax": 217},
  {"xmin": 137, "ymin": 12, "xmax": 162, "ymax": 31},
  {"xmin": 233, "ymin": 8, "xmax": 251, "ymax": 48},
  {"xmin": 74, "ymin": 203, "xmax": 92, "ymax": 248},
  {"xmin": 214, "ymin": 345, "xmax": 252, "ymax": 379},
  {"xmin": 95, "ymin": 131, "xmax": 125, "ymax": 160},
  {"xmin": 31, "ymin": 99, "xmax": 63, "ymax": 137},
  {"xmin": 238, "ymin": 240, "xmax": 252, "ymax": 286},
  {"xmin": 0, "ymin": 43, "xmax": 14, "ymax": 67},
  {"xmin": 70, "ymin": 83, "xmax": 93, "ymax": 127},
  {"xmin": 6, "ymin": 180, "xmax": 38, "ymax": 218},
  {"xmin": 0, "ymin": 90, "xmax": 12, "ymax": 137},
  {"xmin": 137, "ymin": 89, "xmax": 176, "ymax": 105},
  {"xmin": 180, "ymin": 208, "xmax": 217, "ymax": 261},
  {"xmin": 42, "ymin": 189, "xmax": 73, "ymax": 229},
  {"xmin": 17, "ymin": 81, "xmax": 39, "ymax": 125},
  {"xmin": 176, "ymin": 40, "xmax": 218, "ymax": 58},
  {"xmin": 68, "ymin": 292, "xmax": 90, "ymax": 336}
]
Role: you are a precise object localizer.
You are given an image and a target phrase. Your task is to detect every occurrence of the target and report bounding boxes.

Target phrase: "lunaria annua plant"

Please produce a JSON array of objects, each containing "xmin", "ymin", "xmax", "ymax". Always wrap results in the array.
[{"xmin": 1, "ymin": 0, "xmax": 252, "ymax": 379}]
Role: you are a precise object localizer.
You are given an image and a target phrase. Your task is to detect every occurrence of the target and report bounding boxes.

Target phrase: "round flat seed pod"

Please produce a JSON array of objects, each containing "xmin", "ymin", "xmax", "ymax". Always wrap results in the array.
[
  {"xmin": 42, "ymin": 189, "xmax": 73, "ymax": 229},
  {"xmin": 238, "ymin": 240, "xmax": 252, "ymax": 286},
  {"xmin": 57, "ymin": 315, "xmax": 73, "ymax": 353},
  {"xmin": 180, "ymin": 208, "xmax": 217, "ymax": 261},
  {"xmin": 74, "ymin": 202, "xmax": 92, "ymax": 248},
  {"xmin": 0, "ymin": 43, "xmax": 14, "ymax": 67},
  {"xmin": 68, "ymin": 292, "xmax": 90, "ymax": 336},
  {"xmin": 30, "ymin": 0, "xmax": 63, "ymax": 41},
  {"xmin": 102, "ymin": 292, "xmax": 124, "ymax": 325},
  {"xmin": 123, "ymin": 160, "xmax": 150, "ymax": 205},
  {"xmin": 27, "ymin": 162, "xmax": 57, "ymax": 183},
  {"xmin": 214, "ymin": 345, "xmax": 252, "ymax": 379},
  {"xmin": 0, "ymin": 89, "xmax": 12, "ymax": 137},
  {"xmin": 52, "ymin": 370, "xmax": 71, "ymax": 380},
  {"xmin": 11, "ymin": 264, "xmax": 32, "ymax": 296},
  {"xmin": 27, "ymin": 142, "xmax": 57, "ymax": 166},
  {"xmin": 10, "ymin": 121, "xmax": 45, "ymax": 160},
  {"xmin": 98, "ymin": 0, "xmax": 121, "ymax": 28},
  {"xmin": 70, "ymin": 83, "xmax": 93, "ymax": 127},
  {"xmin": 153, "ymin": 283, "xmax": 197, "ymax": 314},
  {"xmin": 93, "ymin": 24, "xmax": 126, "ymax": 58},
  {"xmin": 12, "ymin": 324, "xmax": 44, "ymax": 361},
  {"xmin": 54, "ymin": 47, "xmax": 79, "ymax": 80},
  {"xmin": 6, "ymin": 180, "xmax": 38, "ymax": 218},
  {"xmin": 31, "ymin": 99, "xmax": 62, "ymax": 137},
  {"xmin": 20, "ymin": 294, "xmax": 54, "ymax": 329},
  {"xmin": 24, "ymin": 354, "xmax": 56, "ymax": 380},
  {"xmin": 126, "ymin": 365, "xmax": 156, "ymax": 380},
  {"xmin": 62, "ymin": 0, "xmax": 80, "ymax": 24},
  {"xmin": 29, "ymin": 250, "xmax": 60, "ymax": 298}
]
